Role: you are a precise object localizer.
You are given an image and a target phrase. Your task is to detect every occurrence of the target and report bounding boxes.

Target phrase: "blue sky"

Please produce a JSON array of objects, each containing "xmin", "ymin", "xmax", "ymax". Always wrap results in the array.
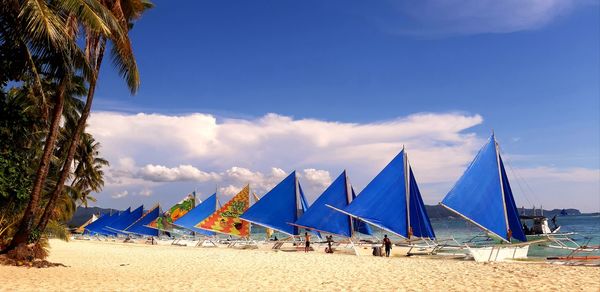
[{"xmin": 89, "ymin": 1, "xmax": 599, "ymax": 212}]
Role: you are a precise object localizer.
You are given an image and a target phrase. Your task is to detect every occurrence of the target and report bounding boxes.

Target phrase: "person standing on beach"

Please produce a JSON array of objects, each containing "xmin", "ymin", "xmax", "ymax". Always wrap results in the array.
[
  {"xmin": 304, "ymin": 232, "xmax": 311, "ymax": 252},
  {"xmin": 383, "ymin": 235, "xmax": 392, "ymax": 257}
]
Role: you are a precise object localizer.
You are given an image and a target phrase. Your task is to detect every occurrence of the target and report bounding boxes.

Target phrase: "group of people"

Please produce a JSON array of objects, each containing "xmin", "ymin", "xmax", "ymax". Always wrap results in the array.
[{"xmin": 301, "ymin": 232, "xmax": 393, "ymax": 257}]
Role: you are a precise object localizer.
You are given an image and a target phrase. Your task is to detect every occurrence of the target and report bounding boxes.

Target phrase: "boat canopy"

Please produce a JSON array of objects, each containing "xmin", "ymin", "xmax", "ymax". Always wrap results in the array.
[{"xmin": 441, "ymin": 135, "xmax": 526, "ymax": 242}]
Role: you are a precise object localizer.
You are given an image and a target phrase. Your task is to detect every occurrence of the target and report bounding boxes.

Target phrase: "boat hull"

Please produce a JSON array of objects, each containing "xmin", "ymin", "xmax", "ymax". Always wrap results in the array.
[{"xmin": 467, "ymin": 245, "xmax": 529, "ymax": 262}]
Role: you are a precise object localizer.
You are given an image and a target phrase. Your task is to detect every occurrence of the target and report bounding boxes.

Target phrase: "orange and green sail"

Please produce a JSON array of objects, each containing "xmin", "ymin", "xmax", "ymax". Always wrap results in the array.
[
  {"xmin": 148, "ymin": 193, "xmax": 195, "ymax": 230},
  {"xmin": 196, "ymin": 185, "xmax": 250, "ymax": 237}
]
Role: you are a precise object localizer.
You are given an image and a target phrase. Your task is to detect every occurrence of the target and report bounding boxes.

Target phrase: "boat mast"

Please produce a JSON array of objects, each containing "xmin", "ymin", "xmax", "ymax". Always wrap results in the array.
[
  {"xmin": 403, "ymin": 147, "xmax": 411, "ymax": 238},
  {"xmin": 294, "ymin": 171, "xmax": 300, "ymax": 236},
  {"xmin": 493, "ymin": 133, "xmax": 511, "ymax": 242},
  {"xmin": 344, "ymin": 170, "xmax": 355, "ymax": 237}
]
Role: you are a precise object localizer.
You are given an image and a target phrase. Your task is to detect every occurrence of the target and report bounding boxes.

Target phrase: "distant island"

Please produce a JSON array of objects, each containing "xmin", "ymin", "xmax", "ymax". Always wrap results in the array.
[{"xmin": 67, "ymin": 205, "xmax": 584, "ymax": 228}]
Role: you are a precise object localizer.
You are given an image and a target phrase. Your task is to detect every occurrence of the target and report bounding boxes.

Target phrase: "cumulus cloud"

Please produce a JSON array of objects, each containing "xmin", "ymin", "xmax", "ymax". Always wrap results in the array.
[
  {"xmin": 87, "ymin": 111, "xmax": 599, "ymax": 212},
  {"xmin": 381, "ymin": 0, "xmax": 593, "ymax": 36},
  {"xmin": 138, "ymin": 164, "xmax": 220, "ymax": 182}
]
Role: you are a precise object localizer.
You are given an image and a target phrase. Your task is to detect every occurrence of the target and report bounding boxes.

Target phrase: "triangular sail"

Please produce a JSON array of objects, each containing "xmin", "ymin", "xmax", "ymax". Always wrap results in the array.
[
  {"xmin": 74, "ymin": 214, "xmax": 97, "ymax": 233},
  {"xmin": 500, "ymin": 157, "xmax": 527, "ymax": 242},
  {"xmin": 240, "ymin": 171, "xmax": 303, "ymax": 235},
  {"xmin": 173, "ymin": 193, "xmax": 217, "ymax": 236},
  {"xmin": 295, "ymin": 171, "xmax": 357, "ymax": 237},
  {"xmin": 125, "ymin": 205, "xmax": 160, "ymax": 236},
  {"xmin": 84, "ymin": 212, "xmax": 111, "ymax": 235},
  {"xmin": 109, "ymin": 205, "xmax": 144, "ymax": 232},
  {"xmin": 148, "ymin": 194, "xmax": 195, "ymax": 230},
  {"xmin": 252, "ymin": 192, "xmax": 273, "ymax": 238},
  {"xmin": 441, "ymin": 135, "xmax": 526, "ymax": 242},
  {"xmin": 350, "ymin": 188, "xmax": 373, "ymax": 236},
  {"xmin": 408, "ymin": 168, "xmax": 435, "ymax": 239},
  {"xmin": 102, "ymin": 208, "xmax": 131, "ymax": 235},
  {"xmin": 196, "ymin": 186, "xmax": 250, "ymax": 237},
  {"xmin": 337, "ymin": 151, "xmax": 409, "ymax": 238}
]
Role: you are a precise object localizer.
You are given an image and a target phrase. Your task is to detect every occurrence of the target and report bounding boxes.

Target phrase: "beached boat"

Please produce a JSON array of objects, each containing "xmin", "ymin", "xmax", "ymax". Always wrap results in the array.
[
  {"xmin": 440, "ymin": 134, "xmax": 530, "ymax": 262},
  {"xmin": 328, "ymin": 148, "xmax": 437, "ymax": 255},
  {"xmin": 240, "ymin": 171, "xmax": 315, "ymax": 250},
  {"xmin": 291, "ymin": 170, "xmax": 373, "ymax": 255}
]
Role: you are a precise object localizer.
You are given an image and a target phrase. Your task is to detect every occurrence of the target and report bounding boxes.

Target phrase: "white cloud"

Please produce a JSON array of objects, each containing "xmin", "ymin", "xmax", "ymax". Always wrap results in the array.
[
  {"xmin": 513, "ymin": 166, "xmax": 600, "ymax": 183},
  {"xmin": 88, "ymin": 111, "xmax": 600, "ymax": 212},
  {"xmin": 138, "ymin": 164, "xmax": 220, "ymax": 182},
  {"xmin": 302, "ymin": 169, "xmax": 332, "ymax": 190},
  {"xmin": 137, "ymin": 188, "xmax": 152, "ymax": 197},
  {"xmin": 112, "ymin": 190, "xmax": 128, "ymax": 199},
  {"xmin": 384, "ymin": 0, "xmax": 593, "ymax": 36}
]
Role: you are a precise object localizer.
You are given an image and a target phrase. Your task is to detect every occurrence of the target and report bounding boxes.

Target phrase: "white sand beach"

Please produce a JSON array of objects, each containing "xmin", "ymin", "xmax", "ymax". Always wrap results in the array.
[{"xmin": 1, "ymin": 239, "xmax": 599, "ymax": 291}]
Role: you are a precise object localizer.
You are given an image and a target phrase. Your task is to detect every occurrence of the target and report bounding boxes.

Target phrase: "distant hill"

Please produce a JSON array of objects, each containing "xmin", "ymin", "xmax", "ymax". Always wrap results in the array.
[{"xmin": 67, "ymin": 206, "xmax": 117, "ymax": 228}]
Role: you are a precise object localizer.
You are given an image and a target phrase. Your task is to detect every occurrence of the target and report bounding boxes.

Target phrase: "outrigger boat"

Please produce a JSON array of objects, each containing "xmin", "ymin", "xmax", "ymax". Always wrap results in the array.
[
  {"xmin": 291, "ymin": 170, "xmax": 373, "ymax": 255},
  {"xmin": 328, "ymin": 148, "xmax": 437, "ymax": 256},
  {"xmin": 241, "ymin": 171, "xmax": 319, "ymax": 251},
  {"xmin": 440, "ymin": 134, "xmax": 536, "ymax": 262}
]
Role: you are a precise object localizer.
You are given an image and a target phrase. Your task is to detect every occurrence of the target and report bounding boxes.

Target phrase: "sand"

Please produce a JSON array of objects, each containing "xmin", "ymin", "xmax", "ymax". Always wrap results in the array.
[{"xmin": 1, "ymin": 239, "xmax": 599, "ymax": 291}]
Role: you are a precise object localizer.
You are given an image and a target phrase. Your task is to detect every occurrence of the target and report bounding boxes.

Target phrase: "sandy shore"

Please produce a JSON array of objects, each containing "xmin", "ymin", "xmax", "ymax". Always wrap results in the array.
[{"xmin": 1, "ymin": 239, "xmax": 599, "ymax": 291}]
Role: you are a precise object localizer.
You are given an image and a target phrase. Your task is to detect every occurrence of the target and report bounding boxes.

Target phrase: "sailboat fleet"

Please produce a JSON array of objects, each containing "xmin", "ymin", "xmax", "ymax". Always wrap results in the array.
[{"xmin": 79, "ymin": 134, "xmax": 591, "ymax": 262}]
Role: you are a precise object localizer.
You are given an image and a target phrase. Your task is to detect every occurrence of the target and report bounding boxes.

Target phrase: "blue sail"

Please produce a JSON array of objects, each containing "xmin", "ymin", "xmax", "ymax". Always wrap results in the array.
[
  {"xmin": 441, "ymin": 135, "xmax": 522, "ymax": 242},
  {"xmin": 350, "ymin": 188, "xmax": 373, "ymax": 236},
  {"xmin": 125, "ymin": 206, "xmax": 160, "ymax": 236},
  {"xmin": 241, "ymin": 171, "xmax": 300, "ymax": 235},
  {"xmin": 101, "ymin": 208, "xmax": 129, "ymax": 235},
  {"xmin": 110, "ymin": 205, "xmax": 144, "ymax": 232},
  {"xmin": 341, "ymin": 151, "xmax": 409, "ymax": 238},
  {"xmin": 173, "ymin": 193, "xmax": 217, "ymax": 236},
  {"xmin": 295, "ymin": 171, "xmax": 353, "ymax": 237},
  {"xmin": 85, "ymin": 212, "xmax": 111, "ymax": 235},
  {"xmin": 500, "ymin": 157, "xmax": 527, "ymax": 242},
  {"xmin": 408, "ymin": 167, "xmax": 436, "ymax": 239}
]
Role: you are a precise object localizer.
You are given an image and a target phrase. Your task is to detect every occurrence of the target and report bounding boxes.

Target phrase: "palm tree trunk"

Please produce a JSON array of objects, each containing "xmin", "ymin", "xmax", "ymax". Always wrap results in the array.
[
  {"xmin": 8, "ymin": 76, "xmax": 69, "ymax": 250},
  {"xmin": 36, "ymin": 39, "xmax": 107, "ymax": 233}
]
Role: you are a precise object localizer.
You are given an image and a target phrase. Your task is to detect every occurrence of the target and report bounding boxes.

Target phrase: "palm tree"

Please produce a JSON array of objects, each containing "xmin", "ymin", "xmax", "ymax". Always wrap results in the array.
[
  {"xmin": 6, "ymin": 0, "xmax": 129, "ymax": 250},
  {"xmin": 35, "ymin": 0, "xmax": 153, "ymax": 234}
]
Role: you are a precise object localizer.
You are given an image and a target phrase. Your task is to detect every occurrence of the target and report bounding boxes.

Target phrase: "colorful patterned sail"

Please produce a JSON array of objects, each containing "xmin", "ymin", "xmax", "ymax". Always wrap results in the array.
[
  {"xmin": 196, "ymin": 186, "xmax": 250, "ymax": 237},
  {"xmin": 173, "ymin": 193, "xmax": 217, "ymax": 236},
  {"xmin": 441, "ymin": 134, "xmax": 526, "ymax": 242},
  {"xmin": 148, "ymin": 193, "xmax": 195, "ymax": 230}
]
